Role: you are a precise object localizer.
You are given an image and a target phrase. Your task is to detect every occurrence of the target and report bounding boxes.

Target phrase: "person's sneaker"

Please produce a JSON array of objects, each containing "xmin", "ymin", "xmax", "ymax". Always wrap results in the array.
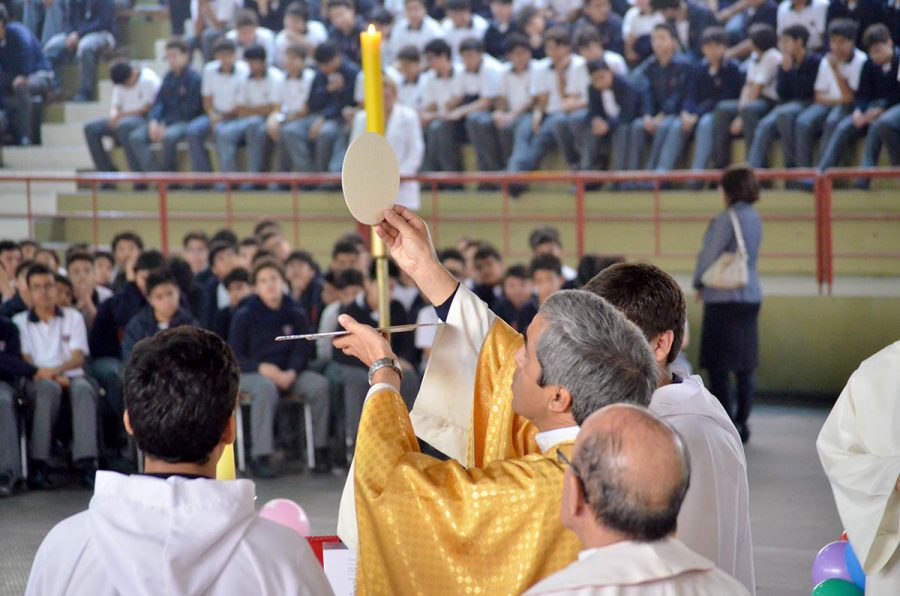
[
  {"xmin": 250, "ymin": 456, "xmax": 281, "ymax": 479},
  {"xmin": 77, "ymin": 458, "xmax": 98, "ymax": 489},
  {"xmin": 27, "ymin": 463, "xmax": 54, "ymax": 490},
  {"xmin": 0, "ymin": 472, "xmax": 15, "ymax": 498}
]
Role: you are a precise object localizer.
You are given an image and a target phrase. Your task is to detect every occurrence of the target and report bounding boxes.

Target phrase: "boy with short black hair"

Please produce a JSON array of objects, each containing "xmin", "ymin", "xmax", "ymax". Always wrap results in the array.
[
  {"xmin": 575, "ymin": 0, "xmax": 624, "ymax": 55},
  {"xmin": 200, "ymin": 241, "xmax": 240, "ymax": 329},
  {"xmin": 483, "ymin": 0, "xmax": 514, "ymax": 58},
  {"xmin": 121, "ymin": 269, "xmax": 197, "ymax": 361},
  {"xmin": 530, "ymin": 253, "xmax": 564, "ymax": 306},
  {"xmin": 492, "ymin": 264, "xmax": 536, "ymax": 332},
  {"xmin": 327, "ymin": 0, "xmax": 363, "ymax": 63},
  {"xmin": 472, "ymin": 244, "xmax": 505, "ymax": 309},
  {"xmin": 273, "ymin": 1, "xmax": 328, "ymax": 69},
  {"xmin": 420, "ymin": 38, "xmax": 462, "ymax": 175},
  {"xmin": 581, "ymin": 58, "xmax": 641, "ymax": 172},
  {"xmin": 26, "ymin": 327, "xmax": 332, "ymax": 594},
  {"xmin": 388, "ymin": 0, "xmax": 444, "ymax": 60},
  {"xmin": 212, "ymin": 267, "xmax": 252, "ymax": 340},
  {"xmin": 396, "ymin": 45, "xmax": 424, "ymax": 109},
  {"xmin": 454, "ymin": 38, "xmax": 504, "ymax": 175},
  {"xmin": 747, "ymin": 24, "xmax": 824, "ymax": 168},
  {"xmin": 226, "ymin": 9, "xmax": 276, "ymax": 63},
  {"xmin": 441, "ymin": 0, "xmax": 488, "ymax": 61}
]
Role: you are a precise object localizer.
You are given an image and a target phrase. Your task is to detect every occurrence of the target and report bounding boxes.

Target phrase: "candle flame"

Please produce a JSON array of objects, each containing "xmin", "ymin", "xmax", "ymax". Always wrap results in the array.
[{"xmin": 367, "ymin": 23, "xmax": 376, "ymax": 34}]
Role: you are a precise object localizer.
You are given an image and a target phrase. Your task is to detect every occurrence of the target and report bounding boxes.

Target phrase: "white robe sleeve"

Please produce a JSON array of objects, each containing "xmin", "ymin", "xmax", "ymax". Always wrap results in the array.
[
  {"xmin": 337, "ymin": 284, "xmax": 496, "ymax": 551},
  {"xmin": 817, "ymin": 341, "xmax": 900, "ymax": 575}
]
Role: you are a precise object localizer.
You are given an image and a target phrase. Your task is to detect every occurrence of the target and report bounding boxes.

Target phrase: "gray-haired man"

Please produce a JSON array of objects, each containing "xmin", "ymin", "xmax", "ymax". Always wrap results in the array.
[{"xmin": 524, "ymin": 404, "xmax": 749, "ymax": 595}]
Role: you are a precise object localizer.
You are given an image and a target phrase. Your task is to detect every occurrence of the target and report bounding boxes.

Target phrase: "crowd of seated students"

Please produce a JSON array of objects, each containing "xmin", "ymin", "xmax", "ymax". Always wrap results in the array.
[
  {"xmin": 0, "ymin": 221, "xmax": 629, "ymax": 496},
  {"xmin": 54, "ymin": 0, "xmax": 900, "ymax": 191}
]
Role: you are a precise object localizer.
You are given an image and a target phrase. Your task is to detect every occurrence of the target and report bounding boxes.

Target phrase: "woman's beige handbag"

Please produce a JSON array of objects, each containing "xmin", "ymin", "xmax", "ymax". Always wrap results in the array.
[{"xmin": 700, "ymin": 209, "xmax": 749, "ymax": 290}]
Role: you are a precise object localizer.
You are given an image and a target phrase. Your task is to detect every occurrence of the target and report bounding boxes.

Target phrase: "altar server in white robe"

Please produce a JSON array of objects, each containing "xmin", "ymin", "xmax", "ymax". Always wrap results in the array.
[
  {"xmin": 817, "ymin": 341, "xmax": 900, "ymax": 595},
  {"xmin": 525, "ymin": 403, "xmax": 749, "ymax": 595},
  {"xmin": 350, "ymin": 76, "xmax": 424, "ymax": 210}
]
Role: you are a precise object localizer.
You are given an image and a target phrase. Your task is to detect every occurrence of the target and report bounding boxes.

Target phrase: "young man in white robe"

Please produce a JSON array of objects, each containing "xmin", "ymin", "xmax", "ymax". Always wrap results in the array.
[
  {"xmin": 524, "ymin": 403, "xmax": 749, "ymax": 595},
  {"xmin": 25, "ymin": 327, "xmax": 332, "ymax": 596},
  {"xmin": 817, "ymin": 341, "xmax": 900, "ymax": 595}
]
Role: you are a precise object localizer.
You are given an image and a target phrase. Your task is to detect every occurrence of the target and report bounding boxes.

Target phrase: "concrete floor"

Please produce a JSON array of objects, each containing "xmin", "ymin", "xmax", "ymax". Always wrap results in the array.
[{"xmin": 0, "ymin": 400, "xmax": 840, "ymax": 596}]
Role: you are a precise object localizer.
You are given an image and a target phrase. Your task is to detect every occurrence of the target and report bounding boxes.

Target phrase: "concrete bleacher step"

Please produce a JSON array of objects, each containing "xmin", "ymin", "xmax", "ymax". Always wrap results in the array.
[
  {"xmin": 41, "ymin": 122, "xmax": 92, "ymax": 147},
  {"xmin": 2, "ymin": 144, "xmax": 92, "ymax": 171}
]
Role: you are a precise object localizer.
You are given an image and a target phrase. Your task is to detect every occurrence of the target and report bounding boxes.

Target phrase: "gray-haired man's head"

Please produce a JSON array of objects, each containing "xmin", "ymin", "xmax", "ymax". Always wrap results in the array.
[
  {"xmin": 510, "ymin": 290, "xmax": 657, "ymax": 429},
  {"xmin": 561, "ymin": 404, "xmax": 691, "ymax": 544}
]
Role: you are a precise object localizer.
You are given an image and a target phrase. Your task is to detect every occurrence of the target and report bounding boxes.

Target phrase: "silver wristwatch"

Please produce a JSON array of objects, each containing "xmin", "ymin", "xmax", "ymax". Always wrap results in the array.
[{"xmin": 368, "ymin": 357, "xmax": 403, "ymax": 385}]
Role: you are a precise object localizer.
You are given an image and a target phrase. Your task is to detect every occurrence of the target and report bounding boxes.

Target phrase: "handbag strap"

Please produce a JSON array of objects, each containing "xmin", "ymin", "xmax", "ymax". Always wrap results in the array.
[{"xmin": 727, "ymin": 208, "xmax": 747, "ymax": 256}]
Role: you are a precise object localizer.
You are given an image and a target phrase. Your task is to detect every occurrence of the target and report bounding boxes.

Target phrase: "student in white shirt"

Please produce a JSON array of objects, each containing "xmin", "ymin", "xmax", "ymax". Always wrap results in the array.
[
  {"xmin": 187, "ymin": 39, "xmax": 249, "ymax": 174},
  {"xmin": 523, "ymin": 404, "xmax": 750, "ymax": 596},
  {"xmin": 24, "ymin": 327, "xmax": 333, "ymax": 596},
  {"xmin": 622, "ymin": 0, "xmax": 664, "ymax": 64},
  {"xmin": 350, "ymin": 77, "xmax": 424, "ymax": 209},
  {"xmin": 273, "ymin": 1, "xmax": 327, "ymax": 69},
  {"xmin": 776, "ymin": 0, "xmax": 828, "ymax": 51},
  {"xmin": 507, "ymin": 27, "xmax": 587, "ymax": 195},
  {"xmin": 259, "ymin": 44, "xmax": 317, "ymax": 174},
  {"xmin": 226, "ymin": 9, "xmax": 276, "ymax": 65},
  {"xmin": 192, "ymin": 0, "xmax": 244, "ymax": 61},
  {"xmin": 395, "ymin": 44, "xmax": 425, "ymax": 109},
  {"xmin": 214, "ymin": 44, "xmax": 283, "ymax": 175},
  {"xmin": 467, "ymin": 32, "xmax": 535, "ymax": 171},
  {"xmin": 712, "ymin": 23, "xmax": 782, "ymax": 168},
  {"xmin": 420, "ymin": 38, "xmax": 462, "ymax": 176},
  {"xmin": 389, "ymin": 0, "xmax": 444, "ymax": 61},
  {"xmin": 84, "ymin": 61, "xmax": 161, "ymax": 174},
  {"xmin": 441, "ymin": 0, "xmax": 489, "ymax": 62},
  {"xmin": 453, "ymin": 38, "xmax": 504, "ymax": 175},
  {"xmin": 13, "ymin": 263, "xmax": 99, "ymax": 491},
  {"xmin": 794, "ymin": 18, "xmax": 866, "ymax": 170}
]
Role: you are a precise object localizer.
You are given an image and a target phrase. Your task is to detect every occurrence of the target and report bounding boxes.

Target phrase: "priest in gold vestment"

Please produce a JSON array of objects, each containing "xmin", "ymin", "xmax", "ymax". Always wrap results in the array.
[{"xmin": 333, "ymin": 207, "xmax": 659, "ymax": 595}]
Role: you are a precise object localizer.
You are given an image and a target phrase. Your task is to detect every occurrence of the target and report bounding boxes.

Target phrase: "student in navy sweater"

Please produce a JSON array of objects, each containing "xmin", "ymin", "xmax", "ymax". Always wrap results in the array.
[
  {"xmin": 43, "ymin": 0, "xmax": 115, "ymax": 101},
  {"xmin": 688, "ymin": 27, "xmax": 745, "ymax": 179},
  {"xmin": 128, "ymin": 39, "xmax": 203, "ymax": 173},
  {"xmin": 121, "ymin": 269, "xmax": 197, "ymax": 361},
  {"xmin": 818, "ymin": 24, "xmax": 900, "ymax": 184},
  {"xmin": 581, "ymin": 58, "xmax": 641, "ymax": 172},
  {"xmin": 0, "ymin": 315, "xmax": 37, "ymax": 497},
  {"xmin": 747, "ymin": 24, "xmax": 821, "ymax": 168},
  {"xmin": 626, "ymin": 23, "xmax": 692, "ymax": 173},
  {"xmin": 574, "ymin": 0, "xmax": 625, "ymax": 55},
  {"xmin": 651, "ymin": 0, "xmax": 718, "ymax": 62},
  {"xmin": 229, "ymin": 259, "xmax": 331, "ymax": 478},
  {"xmin": 0, "ymin": 7, "xmax": 55, "ymax": 144}
]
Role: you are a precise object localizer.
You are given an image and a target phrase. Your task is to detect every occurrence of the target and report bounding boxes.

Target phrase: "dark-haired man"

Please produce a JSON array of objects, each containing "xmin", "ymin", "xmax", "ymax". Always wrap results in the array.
[
  {"xmin": 0, "ymin": 6, "xmax": 55, "ymax": 145},
  {"xmin": 121, "ymin": 269, "xmax": 196, "ymax": 361},
  {"xmin": 84, "ymin": 61, "xmax": 161, "ymax": 174},
  {"xmin": 25, "ymin": 327, "xmax": 332, "ymax": 594},
  {"xmin": 14, "ymin": 263, "xmax": 99, "ymax": 489},
  {"xmin": 229, "ymin": 260, "xmax": 331, "ymax": 477},
  {"xmin": 524, "ymin": 404, "xmax": 749, "ymax": 594},
  {"xmin": 584, "ymin": 263, "xmax": 755, "ymax": 592}
]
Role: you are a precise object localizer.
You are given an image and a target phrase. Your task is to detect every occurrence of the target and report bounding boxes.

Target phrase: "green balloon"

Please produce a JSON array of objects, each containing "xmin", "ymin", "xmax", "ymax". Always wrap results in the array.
[{"xmin": 811, "ymin": 579, "xmax": 864, "ymax": 596}]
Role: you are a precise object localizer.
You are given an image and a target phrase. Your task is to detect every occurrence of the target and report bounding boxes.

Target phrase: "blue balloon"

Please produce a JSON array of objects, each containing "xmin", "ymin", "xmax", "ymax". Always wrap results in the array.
[{"xmin": 844, "ymin": 542, "xmax": 866, "ymax": 591}]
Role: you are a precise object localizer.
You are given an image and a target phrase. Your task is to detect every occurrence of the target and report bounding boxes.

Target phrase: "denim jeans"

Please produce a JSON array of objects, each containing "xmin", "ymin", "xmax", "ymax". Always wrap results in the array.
[
  {"xmin": 554, "ymin": 108, "xmax": 588, "ymax": 169},
  {"xmin": 464, "ymin": 110, "xmax": 502, "ymax": 171},
  {"xmin": 794, "ymin": 103, "xmax": 851, "ymax": 167},
  {"xmin": 84, "ymin": 116, "xmax": 145, "ymax": 172},
  {"xmin": 215, "ymin": 116, "xmax": 263, "ymax": 172},
  {"xmin": 45, "ymin": 30, "xmax": 115, "ymax": 99},
  {"xmin": 423, "ymin": 118, "xmax": 461, "ymax": 172},
  {"xmin": 690, "ymin": 112, "xmax": 716, "ymax": 170},
  {"xmin": 747, "ymin": 101, "xmax": 807, "ymax": 168},
  {"xmin": 712, "ymin": 98, "xmax": 773, "ymax": 168},
  {"xmin": 128, "ymin": 120, "xmax": 190, "ymax": 171},
  {"xmin": 626, "ymin": 114, "xmax": 681, "ymax": 170},
  {"xmin": 507, "ymin": 112, "xmax": 566, "ymax": 172},
  {"xmin": 280, "ymin": 116, "xmax": 317, "ymax": 172},
  {"xmin": 861, "ymin": 103, "xmax": 900, "ymax": 167},
  {"xmin": 186, "ymin": 114, "xmax": 215, "ymax": 172}
]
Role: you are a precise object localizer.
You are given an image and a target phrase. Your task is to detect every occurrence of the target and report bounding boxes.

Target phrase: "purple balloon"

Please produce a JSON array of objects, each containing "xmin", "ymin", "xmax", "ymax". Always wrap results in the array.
[{"xmin": 813, "ymin": 541, "xmax": 852, "ymax": 585}]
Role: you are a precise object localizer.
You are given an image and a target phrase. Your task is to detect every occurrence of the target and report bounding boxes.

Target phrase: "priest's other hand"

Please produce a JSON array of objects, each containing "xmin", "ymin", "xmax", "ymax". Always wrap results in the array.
[
  {"xmin": 333, "ymin": 314, "xmax": 396, "ymax": 368},
  {"xmin": 376, "ymin": 206, "xmax": 458, "ymax": 306}
]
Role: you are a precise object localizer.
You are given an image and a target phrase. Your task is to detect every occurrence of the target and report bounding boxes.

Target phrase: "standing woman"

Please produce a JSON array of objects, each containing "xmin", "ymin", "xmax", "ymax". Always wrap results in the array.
[{"xmin": 692, "ymin": 164, "xmax": 762, "ymax": 443}]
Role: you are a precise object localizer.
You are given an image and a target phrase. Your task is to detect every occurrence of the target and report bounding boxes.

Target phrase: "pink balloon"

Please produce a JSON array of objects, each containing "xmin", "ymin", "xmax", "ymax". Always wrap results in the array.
[{"xmin": 259, "ymin": 498, "xmax": 311, "ymax": 537}]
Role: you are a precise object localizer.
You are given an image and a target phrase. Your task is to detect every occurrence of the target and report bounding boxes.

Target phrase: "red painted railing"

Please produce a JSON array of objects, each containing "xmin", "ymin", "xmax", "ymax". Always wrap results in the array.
[{"xmin": 1, "ymin": 168, "xmax": 897, "ymax": 295}]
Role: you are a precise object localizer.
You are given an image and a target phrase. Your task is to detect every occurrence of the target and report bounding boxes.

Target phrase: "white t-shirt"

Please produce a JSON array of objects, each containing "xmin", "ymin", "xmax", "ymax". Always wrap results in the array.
[
  {"xmin": 398, "ymin": 76, "xmax": 424, "ymax": 110},
  {"xmin": 111, "ymin": 67, "xmax": 161, "ymax": 114},
  {"xmin": 531, "ymin": 55, "xmax": 589, "ymax": 113},
  {"xmin": 441, "ymin": 14, "xmax": 489, "ymax": 62},
  {"xmin": 191, "ymin": 0, "xmax": 243, "ymax": 27},
  {"xmin": 452, "ymin": 53, "xmax": 503, "ymax": 99},
  {"xmin": 236, "ymin": 66, "xmax": 284, "ymax": 108},
  {"xmin": 601, "ymin": 50, "xmax": 628, "ymax": 76},
  {"xmin": 499, "ymin": 61, "xmax": 536, "ymax": 113},
  {"xmin": 420, "ymin": 65, "xmax": 460, "ymax": 115},
  {"xmin": 14, "ymin": 307, "xmax": 89, "ymax": 378},
  {"xmin": 814, "ymin": 56, "xmax": 841, "ymax": 101},
  {"xmin": 746, "ymin": 47, "xmax": 783, "ymax": 101},
  {"xmin": 279, "ymin": 68, "xmax": 316, "ymax": 115},
  {"xmin": 546, "ymin": 0, "xmax": 581, "ymax": 18},
  {"xmin": 776, "ymin": 0, "xmax": 829, "ymax": 51},
  {"xmin": 272, "ymin": 21, "xmax": 328, "ymax": 69},
  {"xmin": 827, "ymin": 47, "xmax": 867, "ymax": 94},
  {"xmin": 622, "ymin": 7, "xmax": 664, "ymax": 39},
  {"xmin": 226, "ymin": 27, "xmax": 276, "ymax": 65},
  {"xmin": 389, "ymin": 16, "xmax": 444, "ymax": 60},
  {"xmin": 201, "ymin": 60, "xmax": 249, "ymax": 114}
]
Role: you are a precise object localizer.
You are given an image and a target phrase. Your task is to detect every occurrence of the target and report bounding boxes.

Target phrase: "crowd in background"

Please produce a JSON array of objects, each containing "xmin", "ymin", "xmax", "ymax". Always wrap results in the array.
[
  {"xmin": 1, "ymin": 0, "xmax": 900, "ymax": 187},
  {"xmin": 0, "ymin": 220, "xmax": 657, "ymax": 493}
]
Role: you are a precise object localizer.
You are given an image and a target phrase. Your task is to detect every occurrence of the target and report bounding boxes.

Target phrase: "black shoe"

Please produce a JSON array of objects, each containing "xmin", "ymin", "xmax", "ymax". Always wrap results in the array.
[
  {"xmin": 0, "ymin": 472, "xmax": 15, "ymax": 498},
  {"xmin": 508, "ymin": 184, "xmax": 526, "ymax": 198},
  {"xmin": 312, "ymin": 448, "xmax": 332, "ymax": 474},
  {"xmin": 250, "ymin": 456, "xmax": 281, "ymax": 479},
  {"xmin": 27, "ymin": 463, "xmax": 54, "ymax": 490},
  {"xmin": 77, "ymin": 458, "xmax": 98, "ymax": 489}
]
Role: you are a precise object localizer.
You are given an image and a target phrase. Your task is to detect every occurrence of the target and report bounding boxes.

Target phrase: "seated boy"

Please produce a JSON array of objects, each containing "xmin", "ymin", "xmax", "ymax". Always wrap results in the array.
[
  {"xmin": 212, "ymin": 267, "xmax": 252, "ymax": 341},
  {"xmin": 25, "ymin": 327, "xmax": 332, "ymax": 595},
  {"xmin": 581, "ymin": 58, "xmax": 641, "ymax": 172},
  {"xmin": 491, "ymin": 264, "xmax": 537, "ymax": 332},
  {"xmin": 121, "ymin": 269, "xmax": 197, "ymax": 361},
  {"xmin": 530, "ymin": 254, "xmax": 565, "ymax": 306}
]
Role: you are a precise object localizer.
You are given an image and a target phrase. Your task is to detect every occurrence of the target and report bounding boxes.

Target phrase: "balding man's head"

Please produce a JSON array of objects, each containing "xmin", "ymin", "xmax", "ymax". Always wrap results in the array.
[{"xmin": 564, "ymin": 404, "xmax": 690, "ymax": 543}]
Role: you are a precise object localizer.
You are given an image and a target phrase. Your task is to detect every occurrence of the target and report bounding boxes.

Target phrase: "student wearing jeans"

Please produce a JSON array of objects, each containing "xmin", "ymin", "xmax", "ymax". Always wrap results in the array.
[
  {"xmin": 580, "ymin": 58, "xmax": 641, "ymax": 172},
  {"xmin": 454, "ymin": 38, "xmax": 504, "ymax": 175},
  {"xmin": 817, "ymin": 24, "xmax": 900, "ymax": 178}
]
